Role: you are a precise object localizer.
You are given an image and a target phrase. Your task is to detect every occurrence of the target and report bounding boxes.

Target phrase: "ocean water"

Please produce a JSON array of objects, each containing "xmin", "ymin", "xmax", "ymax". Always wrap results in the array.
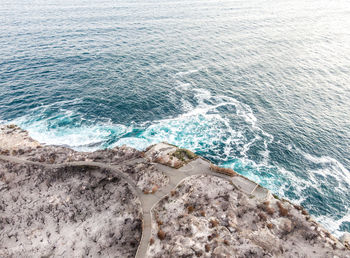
[{"xmin": 1, "ymin": 0, "xmax": 350, "ymax": 237}]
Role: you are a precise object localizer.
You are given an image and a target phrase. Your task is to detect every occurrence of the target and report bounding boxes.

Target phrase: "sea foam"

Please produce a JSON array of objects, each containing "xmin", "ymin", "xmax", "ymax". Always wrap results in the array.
[{"xmin": 10, "ymin": 87, "xmax": 350, "ymax": 237}]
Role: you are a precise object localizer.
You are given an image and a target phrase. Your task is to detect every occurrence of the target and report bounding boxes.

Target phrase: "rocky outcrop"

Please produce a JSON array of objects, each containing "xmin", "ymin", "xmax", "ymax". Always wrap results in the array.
[
  {"xmin": 0, "ymin": 124, "xmax": 349, "ymax": 257},
  {"xmin": 144, "ymin": 143, "xmax": 197, "ymax": 169},
  {"xmin": 0, "ymin": 124, "xmax": 40, "ymax": 153},
  {"xmin": 148, "ymin": 175, "xmax": 346, "ymax": 257}
]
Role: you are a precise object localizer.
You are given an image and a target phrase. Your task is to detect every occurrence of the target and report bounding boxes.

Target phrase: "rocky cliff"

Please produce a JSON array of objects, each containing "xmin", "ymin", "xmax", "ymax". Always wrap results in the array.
[{"xmin": 0, "ymin": 124, "xmax": 349, "ymax": 257}]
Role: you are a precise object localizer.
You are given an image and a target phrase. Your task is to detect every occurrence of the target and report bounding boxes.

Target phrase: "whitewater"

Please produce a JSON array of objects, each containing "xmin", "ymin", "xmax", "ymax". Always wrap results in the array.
[{"xmin": 1, "ymin": 0, "xmax": 350, "ymax": 237}]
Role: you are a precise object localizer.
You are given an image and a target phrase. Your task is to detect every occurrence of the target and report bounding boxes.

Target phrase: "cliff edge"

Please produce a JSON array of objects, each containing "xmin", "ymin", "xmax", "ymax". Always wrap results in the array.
[{"xmin": 0, "ymin": 124, "xmax": 349, "ymax": 257}]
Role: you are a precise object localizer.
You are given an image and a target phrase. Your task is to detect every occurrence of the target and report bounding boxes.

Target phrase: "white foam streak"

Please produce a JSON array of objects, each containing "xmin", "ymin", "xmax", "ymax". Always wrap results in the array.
[
  {"xmin": 175, "ymin": 69, "xmax": 199, "ymax": 77},
  {"xmin": 9, "ymin": 86, "xmax": 349, "ymax": 237},
  {"xmin": 299, "ymin": 149, "xmax": 350, "ymax": 186},
  {"xmin": 316, "ymin": 214, "xmax": 350, "ymax": 238},
  {"xmin": 12, "ymin": 111, "xmax": 129, "ymax": 152}
]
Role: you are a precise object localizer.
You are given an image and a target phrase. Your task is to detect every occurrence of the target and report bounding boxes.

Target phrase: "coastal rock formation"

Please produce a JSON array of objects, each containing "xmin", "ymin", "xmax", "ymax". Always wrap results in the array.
[
  {"xmin": 145, "ymin": 142, "xmax": 197, "ymax": 169},
  {"xmin": 0, "ymin": 124, "xmax": 40, "ymax": 153},
  {"xmin": 0, "ymin": 124, "xmax": 349, "ymax": 257},
  {"xmin": 148, "ymin": 175, "xmax": 346, "ymax": 257}
]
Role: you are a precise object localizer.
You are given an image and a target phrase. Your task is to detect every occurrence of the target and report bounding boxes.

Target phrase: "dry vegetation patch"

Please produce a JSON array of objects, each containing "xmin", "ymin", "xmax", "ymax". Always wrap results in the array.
[{"xmin": 209, "ymin": 163, "xmax": 237, "ymax": 176}]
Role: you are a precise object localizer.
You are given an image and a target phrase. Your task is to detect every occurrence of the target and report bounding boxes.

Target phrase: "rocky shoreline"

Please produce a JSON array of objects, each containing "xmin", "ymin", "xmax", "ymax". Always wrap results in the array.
[{"xmin": 0, "ymin": 124, "xmax": 349, "ymax": 257}]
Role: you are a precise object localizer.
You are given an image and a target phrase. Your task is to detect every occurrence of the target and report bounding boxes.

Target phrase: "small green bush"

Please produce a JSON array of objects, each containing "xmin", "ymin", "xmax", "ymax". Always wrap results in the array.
[{"xmin": 172, "ymin": 149, "xmax": 197, "ymax": 161}]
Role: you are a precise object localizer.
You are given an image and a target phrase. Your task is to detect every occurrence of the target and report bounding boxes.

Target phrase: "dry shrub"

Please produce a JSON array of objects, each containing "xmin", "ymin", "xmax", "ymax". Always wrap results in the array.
[
  {"xmin": 258, "ymin": 212, "xmax": 267, "ymax": 221},
  {"xmin": 143, "ymin": 188, "xmax": 150, "ymax": 194},
  {"xmin": 210, "ymin": 164, "xmax": 237, "ymax": 177},
  {"xmin": 209, "ymin": 219, "xmax": 219, "ymax": 228},
  {"xmin": 151, "ymin": 185, "xmax": 158, "ymax": 194},
  {"xmin": 205, "ymin": 244, "xmax": 211, "ymax": 252},
  {"xmin": 301, "ymin": 209, "xmax": 309, "ymax": 215},
  {"xmin": 293, "ymin": 204, "xmax": 303, "ymax": 211},
  {"xmin": 266, "ymin": 206, "xmax": 275, "ymax": 215},
  {"xmin": 277, "ymin": 202, "xmax": 289, "ymax": 216},
  {"xmin": 207, "ymin": 233, "xmax": 218, "ymax": 241},
  {"xmin": 0, "ymin": 149, "xmax": 9, "ymax": 155},
  {"xmin": 149, "ymin": 238, "xmax": 154, "ymax": 245},
  {"xmin": 187, "ymin": 206, "xmax": 194, "ymax": 213},
  {"xmin": 267, "ymin": 223, "xmax": 274, "ymax": 229},
  {"xmin": 173, "ymin": 160, "xmax": 183, "ymax": 169},
  {"xmin": 200, "ymin": 210, "xmax": 206, "ymax": 217},
  {"xmin": 260, "ymin": 201, "xmax": 275, "ymax": 215},
  {"xmin": 157, "ymin": 230, "xmax": 166, "ymax": 240}
]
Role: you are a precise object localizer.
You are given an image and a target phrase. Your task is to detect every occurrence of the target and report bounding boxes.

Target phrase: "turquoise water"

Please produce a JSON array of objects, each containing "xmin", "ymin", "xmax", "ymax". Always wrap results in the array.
[{"xmin": 1, "ymin": 0, "xmax": 350, "ymax": 236}]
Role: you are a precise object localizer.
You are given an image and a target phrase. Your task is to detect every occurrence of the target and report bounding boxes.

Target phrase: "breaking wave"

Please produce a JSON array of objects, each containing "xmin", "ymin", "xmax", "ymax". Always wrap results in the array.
[{"xmin": 10, "ymin": 86, "xmax": 350, "ymax": 237}]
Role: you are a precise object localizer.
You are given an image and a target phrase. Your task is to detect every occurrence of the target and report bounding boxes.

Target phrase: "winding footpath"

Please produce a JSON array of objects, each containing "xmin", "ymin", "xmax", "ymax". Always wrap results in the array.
[
  {"xmin": 0, "ymin": 153, "xmax": 263, "ymax": 257},
  {"xmin": 2, "ymin": 125, "xmax": 349, "ymax": 257}
]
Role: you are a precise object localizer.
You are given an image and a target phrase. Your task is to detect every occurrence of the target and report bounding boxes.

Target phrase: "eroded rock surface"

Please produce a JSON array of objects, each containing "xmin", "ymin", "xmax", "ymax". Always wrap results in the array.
[{"xmin": 0, "ymin": 124, "xmax": 40, "ymax": 153}]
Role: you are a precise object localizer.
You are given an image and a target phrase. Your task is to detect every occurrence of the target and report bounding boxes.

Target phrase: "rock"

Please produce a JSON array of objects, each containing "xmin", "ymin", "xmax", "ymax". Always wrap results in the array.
[
  {"xmin": 0, "ymin": 124, "xmax": 40, "ymax": 151},
  {"xmin": 144, "ymin": 142, "xmax": 197, "ymax": 168},
  {"xmin": 340, "ymin": 232, "xmax": 350, "ymax": 247}
]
